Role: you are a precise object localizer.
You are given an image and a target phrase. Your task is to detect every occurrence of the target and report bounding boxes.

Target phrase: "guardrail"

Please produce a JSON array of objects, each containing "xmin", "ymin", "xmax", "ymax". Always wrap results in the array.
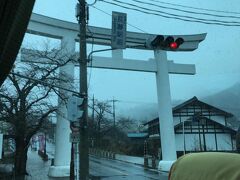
[
  {"xmin": 144, "ymin": 155, "xmax": 159, "ymax": 169},
  {"xmin": 89, "ymin": 148, "xmax": 116, "ymax": 160},
  {"xmin": 89, "ymin": 148, "xmax": 159, "ymax": 169}
]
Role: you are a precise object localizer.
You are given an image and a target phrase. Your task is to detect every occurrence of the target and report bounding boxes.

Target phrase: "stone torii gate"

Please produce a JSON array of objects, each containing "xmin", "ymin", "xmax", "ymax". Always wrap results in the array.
[{"xmin": 25, "ymin": 13, "xmax": 206, "ymax": 177}]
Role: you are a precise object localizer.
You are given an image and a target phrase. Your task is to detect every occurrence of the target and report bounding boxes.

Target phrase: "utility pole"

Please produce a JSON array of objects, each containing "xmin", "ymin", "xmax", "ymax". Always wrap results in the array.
[
  {"xmin": 77, "ymin": 0, "xmax": 89, "ymax": 179},
  {"xmin": 112, "ymin": 97, "xmax": 116, "ymax": 127},
  {"xmin": 70, "ymin": 143, "xmax": 74, "ymax": 180},
  {"xmin": 92, "ymin": 95, "xmax": 95, "ymax": 123},
  {"xmin": 91, "ymin": 95, "xmax": 95, "ymax": 148}
]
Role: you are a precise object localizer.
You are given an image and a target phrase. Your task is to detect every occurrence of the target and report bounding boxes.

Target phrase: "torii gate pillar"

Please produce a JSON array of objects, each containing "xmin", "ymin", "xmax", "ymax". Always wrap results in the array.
[
  {"xmin": 155, "ymin": 50, "xmax": 177, "ymax": 171},
  {"xmin": 48, "ymin": 34, "xmax": 75, "ymax": 177}
]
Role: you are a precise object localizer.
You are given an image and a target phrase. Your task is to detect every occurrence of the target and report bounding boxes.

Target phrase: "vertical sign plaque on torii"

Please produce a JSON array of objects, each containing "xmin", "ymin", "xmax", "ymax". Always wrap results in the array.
[{"xmin": 111, "ymin": 11, "xmax": 127, "ymax": 49}]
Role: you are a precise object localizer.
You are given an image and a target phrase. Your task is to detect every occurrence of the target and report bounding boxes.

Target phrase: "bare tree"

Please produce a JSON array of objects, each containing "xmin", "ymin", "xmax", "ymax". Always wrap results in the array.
[
  {"xmin": 0, "ymin": 44, "xmax": 75, "ymax": 178},
  {"xmin": 89, "ymin": 98, "xmax": 139, "ymax": 153},
  {"xmin": 116, "ymin": 117, "xmax": 138, "ymax": 133},
  {"xmin": 89, "ymin": 100, "xmax": 112, "ymax": 147}
]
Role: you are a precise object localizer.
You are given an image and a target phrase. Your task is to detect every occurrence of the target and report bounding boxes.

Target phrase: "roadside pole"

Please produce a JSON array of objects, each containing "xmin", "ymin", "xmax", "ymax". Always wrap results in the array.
[
  {"xmin": 112, "ymin": 97, "xmax": 116, "ymax": 127},
  {"xmin": 70, "ymin": 143, "xmax": 74, "ymax": 180},
  {"xmin": 77, "ymin": 0, "xmax": 89, "ymax": 179}
]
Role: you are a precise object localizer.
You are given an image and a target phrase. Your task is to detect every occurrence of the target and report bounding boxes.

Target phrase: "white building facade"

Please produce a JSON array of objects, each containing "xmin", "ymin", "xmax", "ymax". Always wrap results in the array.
[{"xmin": 146, "ymin": 97, "xmax": 236, "ymax": 158}]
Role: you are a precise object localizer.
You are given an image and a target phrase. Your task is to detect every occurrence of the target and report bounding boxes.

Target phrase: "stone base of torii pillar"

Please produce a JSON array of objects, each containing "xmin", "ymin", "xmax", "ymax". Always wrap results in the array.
[
  {"xmin": 48, "ymin": 166, "xmax": 70, "ymax": 177},
  {"xmin": 159, "ymin": 161, "xmax": 176, "ymax": 172}
]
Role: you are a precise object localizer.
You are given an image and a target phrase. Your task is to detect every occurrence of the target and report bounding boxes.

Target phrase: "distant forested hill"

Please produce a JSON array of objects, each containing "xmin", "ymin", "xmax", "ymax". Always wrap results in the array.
[{"xmin": 202, "ymin": 83, "xmax": 240, "ymax": 129}]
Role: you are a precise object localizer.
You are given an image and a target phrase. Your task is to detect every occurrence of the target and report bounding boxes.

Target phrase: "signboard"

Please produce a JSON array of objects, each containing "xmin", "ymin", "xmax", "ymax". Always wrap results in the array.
[
  {"xmin": 70, "ymin": 132, "xmax": 80, "ymax": 143},
  {"xmin": 0, "ymin": 134, "xmax": 3, "ymax": 159},
  {"xmin": 38, "ymin": 134, "xmax": 45, "ymax": 153},
  {"xmin": 111, "ymin": 11, "xmax": 127, "ymax": 49}
]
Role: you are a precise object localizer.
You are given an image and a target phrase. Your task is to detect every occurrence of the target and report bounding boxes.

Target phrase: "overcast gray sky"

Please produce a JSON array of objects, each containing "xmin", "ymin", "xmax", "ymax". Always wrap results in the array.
[{"xmin": 23, "ymin": 0, "xmax": 240, "ymax": 119}]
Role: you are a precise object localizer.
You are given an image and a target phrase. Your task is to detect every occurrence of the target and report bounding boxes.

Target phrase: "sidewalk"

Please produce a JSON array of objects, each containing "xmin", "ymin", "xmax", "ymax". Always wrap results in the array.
[
  {"xmin": 26, "ymin": 142, "xmax": 69, "ymax": 180},
  {"xmin": 26, "ymin": 150, "xmax": 52, "ymax": 180}
]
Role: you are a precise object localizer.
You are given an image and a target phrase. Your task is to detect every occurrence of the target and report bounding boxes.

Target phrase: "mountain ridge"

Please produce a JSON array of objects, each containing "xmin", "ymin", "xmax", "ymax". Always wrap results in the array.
[{"xmin": 122, "ymin": 83, "xmax": 240, "ymax": 128}]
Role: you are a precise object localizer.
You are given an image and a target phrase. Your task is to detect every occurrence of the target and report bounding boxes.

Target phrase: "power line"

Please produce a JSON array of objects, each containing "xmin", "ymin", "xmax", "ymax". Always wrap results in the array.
[
  {"xmin": 91, "ymin": 5, "xmax": 147, "ymax": 33},
  {"xmin": 132, "ymin": 0, "xmax": 240, "ymax": 19},
  {"xmin": 147, "ymin": 0, "xmax": 240, "ymax": 15},
  {"xmin": 101, "ymin": 0, "xmax": 240, "ymax": 27},
  {"xmin": 117, "ymin": 99, "xmax": 157, "ymax": 104},
  {"xmin": 103, "ymin": 0, "xmax": 240, "ymax": 25}
]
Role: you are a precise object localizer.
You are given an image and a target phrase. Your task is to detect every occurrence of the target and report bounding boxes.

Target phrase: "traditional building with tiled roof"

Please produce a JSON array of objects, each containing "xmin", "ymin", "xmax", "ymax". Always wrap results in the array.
[{"xmin": 132, "ymin": 97, "xmax": 237, "ymax": 158}]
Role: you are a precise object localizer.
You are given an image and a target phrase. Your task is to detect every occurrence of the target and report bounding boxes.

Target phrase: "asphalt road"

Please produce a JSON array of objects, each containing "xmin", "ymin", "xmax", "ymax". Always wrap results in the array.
[
  {"xmin": 26, "ymin": 149, "xmax": 167, "ymax": 180},
  {"xmin": 89, "ymin": 156, "xmax": 168, "ymax": 180}
]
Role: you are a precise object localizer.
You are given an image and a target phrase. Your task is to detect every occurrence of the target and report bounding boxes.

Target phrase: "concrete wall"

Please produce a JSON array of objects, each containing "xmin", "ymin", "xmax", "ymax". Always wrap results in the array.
[{"xmin": 217, "ymin": 134, "xmax": 233, "ymax": 150}]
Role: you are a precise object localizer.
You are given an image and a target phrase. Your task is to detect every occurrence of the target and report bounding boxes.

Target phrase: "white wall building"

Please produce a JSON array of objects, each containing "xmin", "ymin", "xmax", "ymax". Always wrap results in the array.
[{"xmin": 145, "ymin": 97, "xmax": 237, "ymax": 158}]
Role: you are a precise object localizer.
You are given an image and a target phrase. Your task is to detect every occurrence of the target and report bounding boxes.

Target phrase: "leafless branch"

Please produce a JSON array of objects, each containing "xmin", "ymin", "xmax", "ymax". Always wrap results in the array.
[
  {"xmin": 26, "ymin": 88, "xmax": 52, "ymax": 111},
  {"xmin": 26, "ymin": 108, "xmax": 57, "ymax": 142}
]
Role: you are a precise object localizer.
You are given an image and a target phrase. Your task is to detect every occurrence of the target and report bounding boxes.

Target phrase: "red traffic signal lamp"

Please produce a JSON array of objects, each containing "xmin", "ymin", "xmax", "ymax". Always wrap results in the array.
[{"xmin": 149, "ymin": 35, "xmax": 184, "ymax": 51}]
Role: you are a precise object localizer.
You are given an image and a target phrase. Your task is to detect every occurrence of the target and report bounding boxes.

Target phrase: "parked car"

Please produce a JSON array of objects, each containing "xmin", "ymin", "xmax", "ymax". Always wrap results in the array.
[{"xmin": 168, "ymin": 152, "xmax": 240, "ymax": 180}]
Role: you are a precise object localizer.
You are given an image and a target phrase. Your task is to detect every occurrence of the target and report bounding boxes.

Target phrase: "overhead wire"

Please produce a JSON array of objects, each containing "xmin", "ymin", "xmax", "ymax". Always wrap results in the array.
[
  {"xmin": 86, "ymin": 0, "xmax": 97, "ymax": 6},
  {"xmin": 91, "ymin": 5, "xmax": 147, "ymax": 33},
  {"xmin": 117, "ymin": 99, "xmax": 157, "ymax": 104},
  {"xmin": 132, "ymin": 0, "xmax": 240, "ymax": 19},
  {"xmin": 147, "ymin": 0, "xmax": 240, "ymax": 15},
  {"xmin": 101, "ymin": 0, "xmax": 240, "ymax": 27},
  {"xmin": 117, "ymin": 99, "xmax": 240, "ymax": 111},
  {"xmin": 103, "ymin": 0, "xmax": 240, "ymax": 25}
]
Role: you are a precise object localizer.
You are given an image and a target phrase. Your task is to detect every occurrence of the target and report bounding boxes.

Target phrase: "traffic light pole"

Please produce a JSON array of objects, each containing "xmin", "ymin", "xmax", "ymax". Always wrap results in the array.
[
  {"xmin": 78, "ymin": 0, "xmax": 89, "ymax": 179},
  {"xmin": 70, "ymin": 143, "xmax": 75, "ymax": 180}
]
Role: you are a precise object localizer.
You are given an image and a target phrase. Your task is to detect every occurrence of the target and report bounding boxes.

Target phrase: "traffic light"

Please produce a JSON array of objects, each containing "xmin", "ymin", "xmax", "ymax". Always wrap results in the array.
[
  {"xmin": 67, "ymin": 95, "xmax": 84, "ymax": 122},
  {"xmin": 147, "ymin": 35, "xmax": 184, "ymax": 51}
]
